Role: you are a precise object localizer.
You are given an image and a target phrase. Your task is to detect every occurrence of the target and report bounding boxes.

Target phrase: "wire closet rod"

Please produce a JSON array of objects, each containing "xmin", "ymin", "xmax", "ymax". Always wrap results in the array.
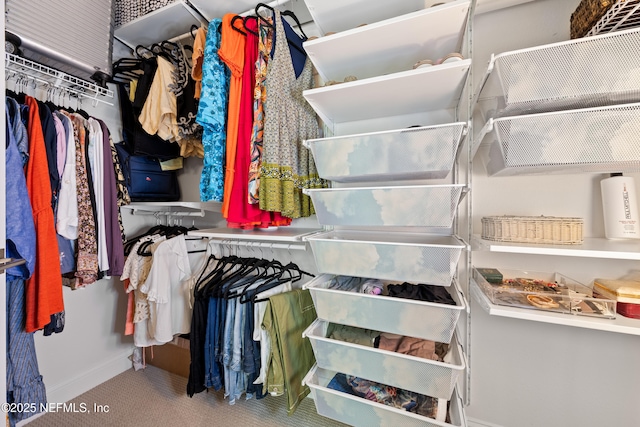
[
  {"xmin": 5, "ymin": 52, "xmax": 114, "ymax": 106},
  {"xmin": 129, "ymin": 208, "xmax": 206, "ymax": 217},
  {"xmin": 209, "ymin": 238, "xmax": 307, "ymax": 251}
]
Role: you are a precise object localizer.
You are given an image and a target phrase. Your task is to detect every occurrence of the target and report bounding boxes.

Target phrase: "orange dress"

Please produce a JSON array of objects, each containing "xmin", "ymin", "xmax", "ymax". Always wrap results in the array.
[
  {"xmin": 24, "ymin": 96, "xmax": 64, "ymax": 332},
  {"xmin": 218, "ymin": 13, "xmax": 246, "ymax": 218}
]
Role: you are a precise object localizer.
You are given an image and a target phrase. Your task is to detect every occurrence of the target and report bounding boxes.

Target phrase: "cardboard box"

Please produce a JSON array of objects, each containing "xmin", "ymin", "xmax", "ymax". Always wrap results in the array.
[{"xmin": 146, "ymin": 336, "xmax": 190, "ymax": 378}]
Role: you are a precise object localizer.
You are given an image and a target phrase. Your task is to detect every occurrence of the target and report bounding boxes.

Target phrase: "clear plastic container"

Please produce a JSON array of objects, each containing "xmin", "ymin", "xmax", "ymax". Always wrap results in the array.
[{"xmin": 473, "ymin": 267, "xmax": 617, "ymax": 318}]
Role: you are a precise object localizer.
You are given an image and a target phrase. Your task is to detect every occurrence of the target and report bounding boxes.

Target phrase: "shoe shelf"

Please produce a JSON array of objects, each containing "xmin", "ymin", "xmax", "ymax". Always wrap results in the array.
[
  {"xmin": 303, "ymin": 0, "xmax": 451, "ymax": 36},
  {"xmin": 473, "ymin": 102, "xmax": 640, "ymax": 176},
  {"xmin": 303, "ymin": 0, "xmax": 470, "ymax": 82},
  {"xmin": 304, "ymin": 59, "xmax": 471, "ymax": 130},
  {"xmin": 472, "ymin": 234, "xmax": 640, "ymax": 261},
  {"xmin": 470, "ymin": 277, "xmax": 640, "ymax": 336},
  {"xmin": 473, "ymin": 27, "xmax": 640, "ymax": 123}
]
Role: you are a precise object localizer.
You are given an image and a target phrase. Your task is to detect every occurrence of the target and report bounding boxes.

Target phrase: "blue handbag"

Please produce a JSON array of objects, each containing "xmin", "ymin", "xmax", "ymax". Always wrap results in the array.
[{"xmin": 115, "ymin": 142, "xmax": 180, "ymax": 202}]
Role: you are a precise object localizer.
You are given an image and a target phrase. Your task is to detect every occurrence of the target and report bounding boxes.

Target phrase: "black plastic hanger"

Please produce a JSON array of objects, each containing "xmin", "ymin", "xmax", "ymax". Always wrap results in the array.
[
  {"xmin": 243, "ymin": 16, "xmax": 259, "ymax": 36},
  {"xmin": 190, "ymin": 24, "xmax": 199, "ymax": 40},
  {"xmin": 231, "ymin": 15, "xmax": 247, "ymax": 36},
  {"xmin": 282, "ymin": 10, "xmax": 308, "ymax": 39}
]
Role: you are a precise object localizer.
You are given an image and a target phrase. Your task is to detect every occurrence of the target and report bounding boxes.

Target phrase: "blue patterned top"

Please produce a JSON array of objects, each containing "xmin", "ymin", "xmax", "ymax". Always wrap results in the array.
[{"xmin": 196, "ymin": 19, "xmax": 231, "ymax": 202}]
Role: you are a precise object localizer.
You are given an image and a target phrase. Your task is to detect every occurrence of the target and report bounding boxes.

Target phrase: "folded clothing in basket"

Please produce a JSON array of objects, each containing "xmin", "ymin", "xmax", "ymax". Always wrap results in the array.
[
  {"xmin": 327, "ymin": 373, "xmax": 448, "ymax": 422},
  {"xmin": 327, "ymin": 276, "xmax": 383, "ymax": 294},
  {"xmin": 327, "ymin": 323, "xmax": 450, "ymax": 362},
  {"xmin": 387, "ymin": 282, "xmax": 456, "ymax": 305}
]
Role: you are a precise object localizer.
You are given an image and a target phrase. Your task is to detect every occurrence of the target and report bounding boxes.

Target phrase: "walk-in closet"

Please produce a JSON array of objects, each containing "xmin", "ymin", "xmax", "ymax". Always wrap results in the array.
[{"xmin": 3, "ymin": 1, "xmax": 640, "ymax": 427}]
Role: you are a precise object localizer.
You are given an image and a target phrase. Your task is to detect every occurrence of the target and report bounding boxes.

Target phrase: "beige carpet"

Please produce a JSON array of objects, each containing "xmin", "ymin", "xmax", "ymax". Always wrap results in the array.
[{"xmin": 26, "ymin": 365, "xmax": 347, "ymax": 427}]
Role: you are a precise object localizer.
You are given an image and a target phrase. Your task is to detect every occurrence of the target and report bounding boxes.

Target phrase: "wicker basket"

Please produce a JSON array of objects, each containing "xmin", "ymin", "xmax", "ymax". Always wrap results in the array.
[
  {"xmin": 481, "ymin": 215, "xmax": 584, "ymax": 245},
  {"xmin": 570, "ymin": 0, "xmax": 616, "ymax": 38}
]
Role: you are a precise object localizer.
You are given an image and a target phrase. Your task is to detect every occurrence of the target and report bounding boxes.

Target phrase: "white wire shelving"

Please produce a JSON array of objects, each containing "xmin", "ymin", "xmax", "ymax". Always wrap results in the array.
[
  {"xmin": 5, "ymin": 52, "xmax": 114, "ymax": 106},
  {"xmin": 587, "ymin": 0, "xmax": 640, "ymax": 37}
]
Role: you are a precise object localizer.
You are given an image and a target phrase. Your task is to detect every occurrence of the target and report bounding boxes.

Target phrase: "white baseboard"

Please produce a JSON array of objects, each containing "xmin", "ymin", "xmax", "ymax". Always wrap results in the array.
[
  {"xmin": 45, "ymin": 348, "xmax": 134, "ymax": 404},
  {"xmin": 468, "ymin": 417, "xmax": 505, "ymax": 427}
]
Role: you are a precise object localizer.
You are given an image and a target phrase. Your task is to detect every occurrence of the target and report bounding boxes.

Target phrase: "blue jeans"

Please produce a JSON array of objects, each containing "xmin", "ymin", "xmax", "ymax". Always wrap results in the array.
[{"xmin": 204, "ymin": 297, "xmax": 222, "ymax": 390}]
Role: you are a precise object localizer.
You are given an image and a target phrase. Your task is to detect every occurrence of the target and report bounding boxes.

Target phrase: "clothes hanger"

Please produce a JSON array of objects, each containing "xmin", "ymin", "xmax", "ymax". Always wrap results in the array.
[
  {"xmin": 190, "ymin": 24, "xmax": 199, "ymax": 40},
  {"xmin": 281, "ymin": 10, "xmax": 308, "ymax": 39},
  {"xmin": 230, "ymin": 15, "xmax": 247, "ymax": 36},
  {"xmin": 243, "ymin": 16, "xmax": 259, "ymax": 36},
  {"xmin": 255, "ymin": 2, "xmax": 275, "ymax": 26},
  {"xmin": 135, "ymin": 45, "xmax": 156, "ymax": 60},
  {"xmin": 225, "ymin": 257, "xmax": 277, "ymax": 300}
]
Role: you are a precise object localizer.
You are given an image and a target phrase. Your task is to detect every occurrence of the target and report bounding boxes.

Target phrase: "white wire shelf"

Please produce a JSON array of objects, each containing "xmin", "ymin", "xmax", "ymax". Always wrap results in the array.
[
  {"xmin": 304, "ymin": 59, "xmax": 471, "ymax": 129},
  {"xmin": 473, "ymin": 27, "xmax": 640, "ymax": 122},
  {"xmin": 587, "ymin": 0, "xmax": 640, "ymax": 37},
  {"xmin": 471, "ymin": 278, "xmax": 640, "ymax": 336},
  {"xmin": 5, "ymin": 52, "xmax": 114, "ymax": 106}
]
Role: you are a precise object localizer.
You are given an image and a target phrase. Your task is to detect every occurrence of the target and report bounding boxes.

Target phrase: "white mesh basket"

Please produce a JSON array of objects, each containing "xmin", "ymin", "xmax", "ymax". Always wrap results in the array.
[
  {"xmin": 306, "ymin": 231, "xmax": 466, "ymax": 285},
  {"xmin": 479, "ymin": 102, "xmax": 640, "ymax": 176},
  {"xmin": 303, "ymin": 365, "xmax": 466, "ymax": 427},
  {"xmin": 304, "ymin": 274, "xmax": 466, "ymax": 342},
  {"xmin": 303, "ymin": 319, "xmax": 465, "ymax": 399},
  {"xmin": 476, "ymin": 27, "xmax": 640, "ymax": 120},
  {"xmin": 305, "ymin": 184, "xmax": 465, "ymax": 227},
  {"xmin": 304, "ymin": 123, "xmax": 465, "ymax": 182}
]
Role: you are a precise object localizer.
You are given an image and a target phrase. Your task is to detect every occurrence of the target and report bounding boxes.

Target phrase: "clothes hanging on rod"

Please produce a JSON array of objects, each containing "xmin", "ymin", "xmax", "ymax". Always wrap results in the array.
[
  {"xmin": 121, "ymin": 223, "xmax": 210, "ymax": 348},
  {"xmin": 193, "ymin": 7, "xmax": 327, "ymax": 226},
  {"xmin": 184, "ymin": 247, "xmax": 316, "ymax": 414},
  {"xmin": 5, "ymin": 81, "xmax": 129, "ymax": 334},
  {"xmin": 113, "ymin": 37, "xmax": 204, "ymax": 160}
]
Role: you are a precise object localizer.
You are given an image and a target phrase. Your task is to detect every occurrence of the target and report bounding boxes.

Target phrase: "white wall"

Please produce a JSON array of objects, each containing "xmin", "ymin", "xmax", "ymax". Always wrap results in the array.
[{"xmin": 468, "ymin": 1, "xmax": 640, "ymax": 426}]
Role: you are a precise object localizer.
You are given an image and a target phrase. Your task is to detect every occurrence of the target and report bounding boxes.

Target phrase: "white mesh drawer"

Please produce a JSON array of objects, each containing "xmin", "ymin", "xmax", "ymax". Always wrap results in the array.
[
  {"xmin": 303, "ymin": 365, "xmax": 466, "ymax": 427},
  {"xmin": 305, "ymin": 184, "xmax": 465, "ymax": 227},
  {"xmin": 303, "ymin": 319, "xmax": 465, "ymax": 399},
  {"xmin": 478, "ymin": 102, "xmax": 640, "ymax": 176},
  {"xmin": 476, "ymin": 27, "xmax": 640, "ymax": 120},
  {"xmin": 304, "ymin": 124, "xmax": 465, "ymax": 182},
  {"xmin": 306, "ymin": 231, "xmax": 466, "ymax": 285},
  {"xmin": 304, "ymin": 274, "xmax": 465, "ymax": 343}
]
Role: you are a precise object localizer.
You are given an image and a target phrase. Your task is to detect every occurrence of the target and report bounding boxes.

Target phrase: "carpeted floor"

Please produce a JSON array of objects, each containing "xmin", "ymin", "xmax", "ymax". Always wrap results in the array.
[{"xmin": 25, "ymin": 365, "xmax": 347, "ymax": 427}]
